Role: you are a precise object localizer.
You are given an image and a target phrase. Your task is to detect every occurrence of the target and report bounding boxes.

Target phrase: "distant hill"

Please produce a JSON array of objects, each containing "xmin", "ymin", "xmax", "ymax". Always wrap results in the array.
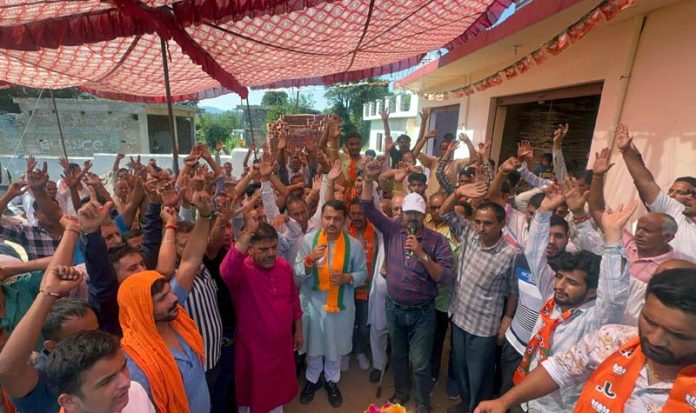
[{"xmin": 199, "ymin": 106, "xmax": 224, "ymax": 114}]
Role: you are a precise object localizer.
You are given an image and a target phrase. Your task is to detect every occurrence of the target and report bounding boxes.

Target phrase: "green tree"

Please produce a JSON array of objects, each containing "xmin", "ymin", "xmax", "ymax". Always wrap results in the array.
[
  {"xmin": 261, "ymin": 91, "xmax": 289, "ymax": 107},
  {"xmin": 261, "ymin": 90, "xmax": 319, "ymax": 123},
  {"xmin": 195, "ymin": 110, "xmax": 244, "ymax": 149},
  {"xmin": 324, "ymin": 79, "xmax": 389, "ymax": 145}
]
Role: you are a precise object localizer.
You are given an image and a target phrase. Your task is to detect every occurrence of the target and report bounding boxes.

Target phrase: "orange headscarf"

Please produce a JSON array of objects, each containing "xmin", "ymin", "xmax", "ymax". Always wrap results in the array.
[{"xmin": 118, "ymin": 271, "xmax": 204, "ymax": 413}]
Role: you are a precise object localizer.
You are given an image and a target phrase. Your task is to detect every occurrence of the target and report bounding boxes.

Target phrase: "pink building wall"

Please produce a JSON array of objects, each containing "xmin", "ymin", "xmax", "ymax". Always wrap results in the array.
[{"xmin": 422, "ymin": 0, "xmax": 696, "ymax": 209}]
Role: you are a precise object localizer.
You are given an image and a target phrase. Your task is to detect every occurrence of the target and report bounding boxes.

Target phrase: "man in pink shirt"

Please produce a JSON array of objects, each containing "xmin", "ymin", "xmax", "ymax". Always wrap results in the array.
[
  {"xmin": 221, "ymin": 219, "xmax": 303, "ymax": 413},
  {"xmin": 622, "ymin": 213, "xmax": 689, "ymax": 282}
]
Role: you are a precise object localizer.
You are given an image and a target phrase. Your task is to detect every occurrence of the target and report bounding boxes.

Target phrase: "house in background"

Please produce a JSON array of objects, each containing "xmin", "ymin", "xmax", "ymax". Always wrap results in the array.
[
  {"xmin": 363, "ymin": 93, "xmax": 421, "ymax": 152},
  {"xmin": 396, "ymin": 0, "xmax": 696, "ymax": 209}
]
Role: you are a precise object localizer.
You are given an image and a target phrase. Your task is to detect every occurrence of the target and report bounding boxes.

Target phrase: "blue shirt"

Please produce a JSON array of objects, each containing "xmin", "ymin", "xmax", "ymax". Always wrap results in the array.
[
  {"xmin": 10, "ymin": 352, "xmax": 58, "ymax": 413},
  {"xmin": 125, "ymin": 280, "xmax": 210, "ymax": 412}
]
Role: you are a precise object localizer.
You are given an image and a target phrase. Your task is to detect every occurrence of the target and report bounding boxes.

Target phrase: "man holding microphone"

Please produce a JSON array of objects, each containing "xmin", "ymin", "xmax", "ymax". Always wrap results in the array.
[{"xmin": 360, "ymin": 159, "xmax": 455, "ymax": 413}]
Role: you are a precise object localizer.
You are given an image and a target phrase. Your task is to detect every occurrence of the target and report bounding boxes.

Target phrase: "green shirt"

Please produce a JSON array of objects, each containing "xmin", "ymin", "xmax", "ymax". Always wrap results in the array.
[{"xmin": 1, "ymin": 271, "xmax": 43, "ymax": 350}]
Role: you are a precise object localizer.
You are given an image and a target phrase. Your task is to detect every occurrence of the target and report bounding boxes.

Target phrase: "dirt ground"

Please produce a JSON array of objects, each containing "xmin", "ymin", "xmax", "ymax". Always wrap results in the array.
[{"xmin": 286, "ymin": 343, "xmax": 458, "ymax": 413}]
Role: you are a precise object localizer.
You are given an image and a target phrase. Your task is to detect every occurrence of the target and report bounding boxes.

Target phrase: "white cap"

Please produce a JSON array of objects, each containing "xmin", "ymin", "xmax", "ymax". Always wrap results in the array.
[{"xmin": 402, "ymin": 193, "xmax": 426, "ymax": 214}]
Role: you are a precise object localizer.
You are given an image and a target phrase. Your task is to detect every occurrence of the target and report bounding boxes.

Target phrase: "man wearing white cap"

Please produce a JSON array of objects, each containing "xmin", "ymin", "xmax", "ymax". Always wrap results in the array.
[{"xmin": 360, "ymin": 160, "xmax": 454, "ymax": 413}]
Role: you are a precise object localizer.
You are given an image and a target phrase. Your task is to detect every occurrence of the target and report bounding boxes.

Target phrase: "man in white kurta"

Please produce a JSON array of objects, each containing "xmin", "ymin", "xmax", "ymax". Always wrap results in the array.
[{"xmin": 294, "ymin": 200, "xmax": 367, "ymax": 408}]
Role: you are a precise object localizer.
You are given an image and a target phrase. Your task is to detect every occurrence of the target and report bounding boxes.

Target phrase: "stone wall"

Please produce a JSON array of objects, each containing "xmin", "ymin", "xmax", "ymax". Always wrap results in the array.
[{"xmin": 0, "ymin": 98, "xmax": 197, "ymax": 158}]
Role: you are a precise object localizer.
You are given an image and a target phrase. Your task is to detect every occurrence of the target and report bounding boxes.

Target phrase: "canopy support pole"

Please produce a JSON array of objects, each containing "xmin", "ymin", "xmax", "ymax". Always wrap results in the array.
[
  {"xmin": 50, "ymin": 90, "xmax": 69, "ymax": 161},
  {"xmin": 244, "ymin": 98, "xmax": 257, "ymax": 161},
  {"xmin": 160, "ymin": 37, "xmax": 180, "ymax": 175}
]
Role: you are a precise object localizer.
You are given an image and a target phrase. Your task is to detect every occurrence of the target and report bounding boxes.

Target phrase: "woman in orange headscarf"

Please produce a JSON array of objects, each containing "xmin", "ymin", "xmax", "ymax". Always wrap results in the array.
[{"xmin": 118, "ymin": 271, "xmax": 208, "ymax": 413}]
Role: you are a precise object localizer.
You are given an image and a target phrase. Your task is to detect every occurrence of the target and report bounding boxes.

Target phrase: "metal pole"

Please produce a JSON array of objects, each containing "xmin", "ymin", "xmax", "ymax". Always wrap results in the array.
[
  {"xmin": 244, "ymin": 98, "xmax": 257, "ymax": 161},
  {"xmin": 160, "ymin": 37, "xmax": 180, "ymax": 175},
  {"xmin": 50, "ymin": 90, "xmax": 69, "ymax": 161}
]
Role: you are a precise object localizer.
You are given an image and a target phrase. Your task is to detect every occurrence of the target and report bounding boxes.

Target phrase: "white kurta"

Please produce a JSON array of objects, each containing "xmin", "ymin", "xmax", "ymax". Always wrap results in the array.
[{"xmin": 294, "ymin": 230, "xmax": 367, "ymax": 361}]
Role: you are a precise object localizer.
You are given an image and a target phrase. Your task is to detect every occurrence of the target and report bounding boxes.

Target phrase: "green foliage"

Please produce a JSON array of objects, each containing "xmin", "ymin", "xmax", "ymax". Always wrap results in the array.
[
  {"xmin": 324, "ymin": 79, "xmax": 389, "ymax": 146},
  {"xmin": 261, "ymin": 90, "xmax": 320, "ymax": 123},
  {"xmin": 195, "ymin": 110, "xmax": 244, "ymax": 150}
]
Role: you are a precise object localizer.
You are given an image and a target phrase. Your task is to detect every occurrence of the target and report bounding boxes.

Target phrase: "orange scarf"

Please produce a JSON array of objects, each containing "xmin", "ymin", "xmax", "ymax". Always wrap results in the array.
[
  {"xmin": 575, "ymin": 337, "xmax": 696, "ymax": 413},
  {"xmin": 348, "ymin": 221, "xmax": 376, "ymax": 301},
  {"xmin": 348, "ymin": 157, "xmax": 359, "ymax": 182},
  {"xmin": 312, "ymin": 230, "xmax": 350, "ymax": 312},
  {"xmin": 513, "ymin": 298, "xmax": 578, "ymax": 384},
  {"xmin": 118, "ymin": 271, "xmax": 205, "ymax": 413}
]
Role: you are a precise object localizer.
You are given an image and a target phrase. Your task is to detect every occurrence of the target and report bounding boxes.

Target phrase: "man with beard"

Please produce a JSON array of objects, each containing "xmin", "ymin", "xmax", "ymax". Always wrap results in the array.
[
  {"xmin": 361, "ymin": 159, "xmax": 455, "ymax": 413},
  {"xmin": 476, "ymin": 267, "xmax": 696, "ymax": 413},
  {"xmin": 499, "ymin": 211, "xmax": 568, "ymax": 397},
  {"xmin": 221, "ymin": 219, "xmax": 302, "ymax": 413},
  {"xmin": 118, "ymin": 270, "xmax": 208, "ymax": 412},
  {"xmin": 294, "ymin": 200, "xmax": 367, "ymax": 408},
  {"xmin": 616, "ymin": 123, "xmax": 696, "ymax": 260},
  {"xmin": 508, "ymin": 187, "xmax": 633, "ymax": 412},
  {"xmin": 345, "ymin": 198, "xmax": 385, "ymax": 375}
]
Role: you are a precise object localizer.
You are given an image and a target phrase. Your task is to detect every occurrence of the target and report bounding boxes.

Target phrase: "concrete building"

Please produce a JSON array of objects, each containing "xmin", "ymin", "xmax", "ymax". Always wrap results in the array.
[
  {"xmin": 396, "ymin": 0, "xmax": 696, "ymax": 209},
  {"xmin": 362, "ymin": 93, "xmax": 421, "ymax": 152},
  {"xmin": 0, "ymin": 98, "xmax": 197, "ymax": 157}
]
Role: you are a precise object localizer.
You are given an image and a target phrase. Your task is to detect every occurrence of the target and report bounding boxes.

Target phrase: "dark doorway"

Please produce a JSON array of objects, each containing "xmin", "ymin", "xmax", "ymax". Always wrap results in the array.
[
  {"xmin": 147, "ymin": 115, "xmax": 194, "ymax": 154},
  {"xmin": 495, "ymin": 83, "xmax": 602, "ymax": 176},
  {"xmin": 427, "ymin": 104, "xmax": 460, "ymax": 158}
]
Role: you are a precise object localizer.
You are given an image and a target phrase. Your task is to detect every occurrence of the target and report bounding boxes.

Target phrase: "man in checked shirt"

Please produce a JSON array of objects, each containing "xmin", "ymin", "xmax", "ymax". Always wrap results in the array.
[{"xmin": 439, "ymin": 183, "xmax": 519, "ymax": 413}]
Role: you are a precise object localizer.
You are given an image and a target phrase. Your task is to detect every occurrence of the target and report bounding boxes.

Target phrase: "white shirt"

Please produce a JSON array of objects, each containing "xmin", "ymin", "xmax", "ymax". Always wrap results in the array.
[
  {"xmin": 542, "ymin": 324, "xmax": 675, "ymax": 413},
  {"xmin": 524, "ymin": 212, "xmax": 630, "ymax": 412},
  {"xmin": 122, "ymin": 381, "xmax": 155, "ymax": 413},
  {"xmin": 648, "ymin": 191, "xmax": 696, "ymax": 260}
]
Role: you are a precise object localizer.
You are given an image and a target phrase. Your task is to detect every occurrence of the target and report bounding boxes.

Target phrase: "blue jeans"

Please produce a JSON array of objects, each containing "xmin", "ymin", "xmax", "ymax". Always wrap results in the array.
[
  {"xmin": 353, "ymin": 298, "xmax": 370, "ymax": 355},
  {"xmin": 451, "ymin": 324, "xmax": 497, "ymax": 411},
  {"xmin": 386, "ymin": 296, "xmax": 436, "ymax": 407}
]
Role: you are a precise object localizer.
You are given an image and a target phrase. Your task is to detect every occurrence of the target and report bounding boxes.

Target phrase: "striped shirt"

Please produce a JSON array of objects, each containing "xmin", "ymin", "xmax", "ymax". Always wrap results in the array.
[
  {"xmin": 182, "ymin": 264, "xmax": 223, "ymax": 371},
  {"xmin": 443, "ymin": 211, "xmax": 518, "ymax": 337}
]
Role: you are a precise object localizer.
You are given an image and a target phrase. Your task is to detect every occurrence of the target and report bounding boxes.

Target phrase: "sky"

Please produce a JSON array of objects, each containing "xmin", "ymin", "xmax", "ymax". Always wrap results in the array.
[{"xmin": 199, "ymin": 4, "xmax": 516, "ymax": 113}]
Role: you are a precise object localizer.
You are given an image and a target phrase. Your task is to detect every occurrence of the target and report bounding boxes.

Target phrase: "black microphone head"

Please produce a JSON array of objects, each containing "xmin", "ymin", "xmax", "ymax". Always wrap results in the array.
[{"xmin": 406, "ymin": 222, "xmax": 417, "ymax": 235}]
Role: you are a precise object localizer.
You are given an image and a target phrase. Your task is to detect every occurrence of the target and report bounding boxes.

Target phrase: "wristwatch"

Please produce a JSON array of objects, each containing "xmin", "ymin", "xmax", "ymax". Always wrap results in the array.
[{"xmin": 419, "ymin": 254, "xmax": 430, "ymax": 264}]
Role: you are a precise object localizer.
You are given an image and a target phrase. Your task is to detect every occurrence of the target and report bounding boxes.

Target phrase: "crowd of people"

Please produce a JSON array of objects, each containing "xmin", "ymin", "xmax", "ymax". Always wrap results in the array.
[{"xmin": 0, "ymin": 108, "xmax": 695, "ymax": 413}]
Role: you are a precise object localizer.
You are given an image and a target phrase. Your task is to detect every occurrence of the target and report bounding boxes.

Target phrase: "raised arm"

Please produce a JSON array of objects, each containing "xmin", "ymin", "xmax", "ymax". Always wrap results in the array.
[
  {"xmin": 526, "ymin": 187, "xmax": 563, "ymax": 298},
  {"xmin": 174, "ymin": 191, "xmax": 212, "ymax": 292},
  {"xmin": 242, "ymin": 144, "xmax": 254, "ymax": 169},
  {"xmin": 0, "ymin": 218, "xmax": 81, "ymax": 398},
  {"xmin": 591, "ymin": 200, "xmax": 637, "ymax": 326},
  {"xmin": 77, "ymin": 187, "xmax": 120, "ymax": 335},
  {"xmin": 486, "ymin": 157, "xmax": 519, "ymax": 207},
  {"xmin": 0, "ymin": 256, "xmax": 51, "ymax": 280},
  {"xmin": 616, "ymin": 123, "xmax": 661, "ymax": 205},
  {"xmin": 551, "ymin": 124, "xmax": 570, "ymax": 182},
  {"xmin": 411, "ymin": 108, "xmax": 431, "ymax": 158},
  {"xmin": 0, "ymin": 181, "xmax": 27, "ymax": 216},
  {"xmin": 156, "ymin": 207, "xmax": 178, "ymax": 278},
  {"xmin": 436, "ymin": 140, "xmax": 460, "ymax": 195},
  {"xmin": 198, "ymin": 143, "xmax": 223, "ymax": 180},
  {"xmin": 28, "ymin": 158, "xmax": 63, "ymax": 226},
  {"xmin": 588, "ymin": 147, "xmax": 614, "ymax": 226}
]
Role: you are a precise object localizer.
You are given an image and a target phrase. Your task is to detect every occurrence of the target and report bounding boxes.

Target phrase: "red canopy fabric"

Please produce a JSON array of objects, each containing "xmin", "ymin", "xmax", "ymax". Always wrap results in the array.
[{"xmin": 0, "ymin": 0, "xmax": 511, "ymax": 102}]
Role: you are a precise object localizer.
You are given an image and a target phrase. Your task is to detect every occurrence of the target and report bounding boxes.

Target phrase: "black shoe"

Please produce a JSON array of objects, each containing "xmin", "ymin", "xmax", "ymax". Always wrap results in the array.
[
  {"xmin": 388, "ymin": 393, "xmax": 410, "ymax": 405},
  {"xmin": 369, "ymin": 369, "xmax": 382, "ymax": 383},
  {"xmin": 447, "ymin": 401, "xmax": 469, "ymax": 413},
  {"xmin": 299, "ymin": 377, "xmax": 323, "ymax": 404},
  {"xmin": 324, "ymin": 380, "xmax": 343, "ymax": 408}
]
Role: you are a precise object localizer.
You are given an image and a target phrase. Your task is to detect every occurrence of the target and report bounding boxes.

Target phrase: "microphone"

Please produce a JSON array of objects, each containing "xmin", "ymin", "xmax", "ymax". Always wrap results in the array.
[{"xmin": 406, "ymin": 222, "xmax": 417, "ymax": 257}]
